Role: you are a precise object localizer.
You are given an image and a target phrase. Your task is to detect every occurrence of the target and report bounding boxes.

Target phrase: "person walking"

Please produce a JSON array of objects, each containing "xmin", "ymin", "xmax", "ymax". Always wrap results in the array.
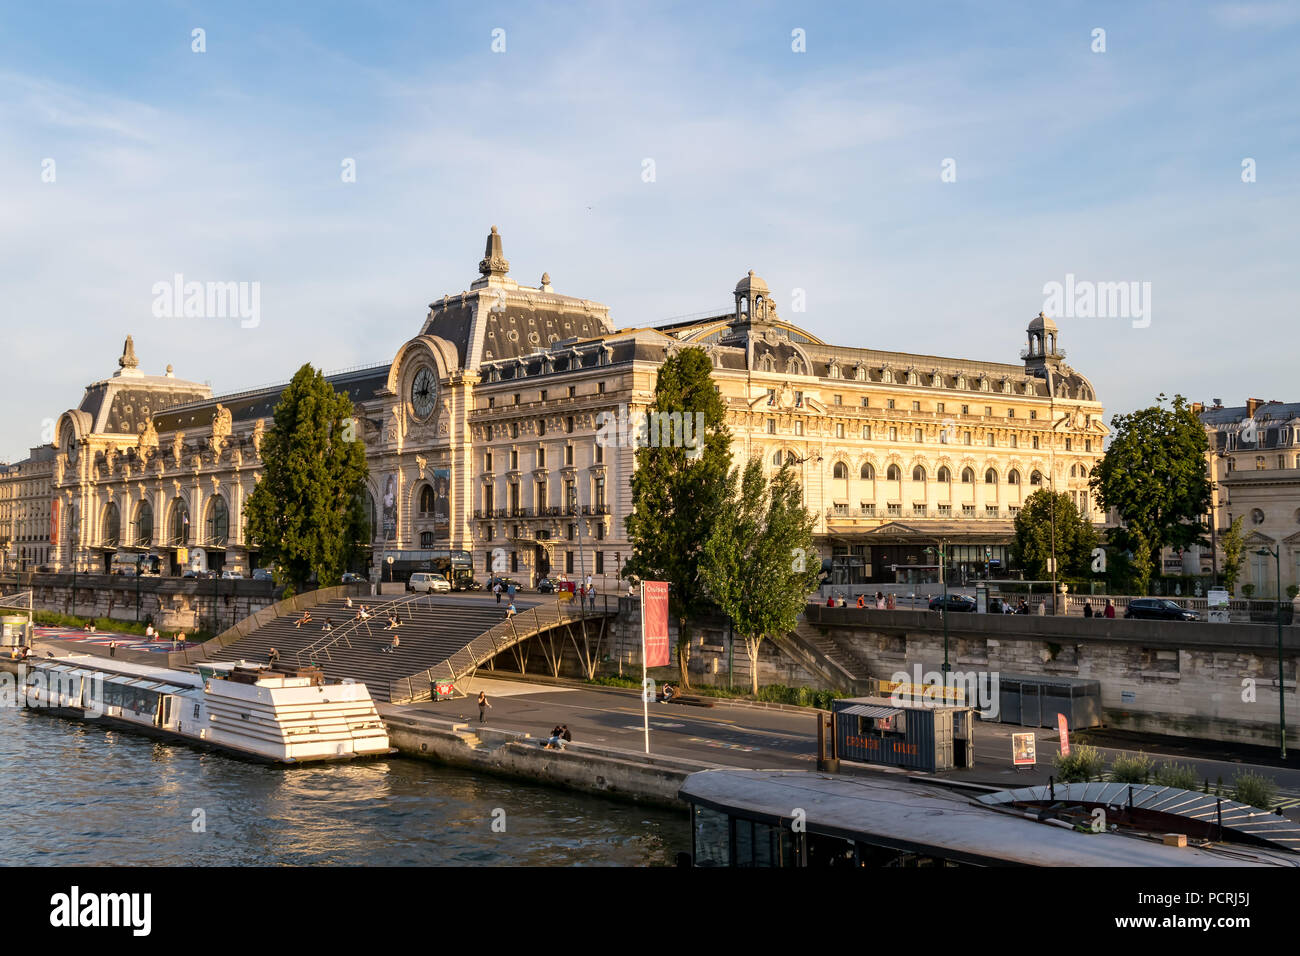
[
  {"xmin": 145, "ymin": 623, "xmax": 155, "ymax": 641},
  {"xmin": 493, "ymin": 581, "xmax": 502, "ymax": 604},
  {"xmin": 1103, "ymin": 599, "xmax": 1116, "ymax": 619},
  {"xmin": 477, "ymin": 690, "xmax": 491, "ymax": 723},
  {"xmin": 268, "ymin": 647, "xmax": 281, "ymax": 665}
]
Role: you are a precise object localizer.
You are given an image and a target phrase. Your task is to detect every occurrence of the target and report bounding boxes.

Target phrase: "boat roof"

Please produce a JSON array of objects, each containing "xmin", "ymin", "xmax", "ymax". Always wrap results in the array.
[
  {"xmin": 678, "ymin": 769, "xmax": 1300, "ymax": 867},
  {"xmin": 37, "ymin": 654, "xmax": 210, "ymax": 689},
  {"xmin": 35, "ymin": 656, "xmax": 195, "ymax": 695}
]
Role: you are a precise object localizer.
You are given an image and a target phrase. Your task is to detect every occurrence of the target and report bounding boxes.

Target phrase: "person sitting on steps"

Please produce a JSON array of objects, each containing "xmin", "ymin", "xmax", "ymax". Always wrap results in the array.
[{"xmin": 294, "ymin": 611, "xmax": 312, "ymax": 629}]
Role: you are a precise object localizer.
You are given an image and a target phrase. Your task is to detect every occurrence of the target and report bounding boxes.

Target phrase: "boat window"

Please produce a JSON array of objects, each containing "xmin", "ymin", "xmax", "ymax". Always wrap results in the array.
[{"xmin": 692, "ymin": 806, "xmax": 730, "ymax": 867}]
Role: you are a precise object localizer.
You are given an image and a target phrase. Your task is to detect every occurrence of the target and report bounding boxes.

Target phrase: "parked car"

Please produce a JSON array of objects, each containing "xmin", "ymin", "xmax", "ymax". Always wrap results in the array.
[
  {"xmin": 220, "ymin": 570, "xmax": 244, "ymax": 580},
  {"xmin": 486, "ymin": 576, "xmax": 525, "ymax": 593},
  {"xmin": 341, "ymin": 572, "xmax": 367, "ymax": 584},
  {"xmin": 929, "ymin": 594, "xmax": 977, "ymax": 613},
  {"xmin": 251, "ymin": 568, "xmax": 275, "ymax": 582},
  {"xmin": 1124, "ymin": 598, "xmax": 1199, "ymax": 621},
  {"xmin": 453, "ymin": 572, "xmax": 481, "ymax": 591},
  {"xmin": 536, "ymin": 577, "xmax": 556, "ymax": 594},
  {"xmin": 408, "ymin": 572, "xmax": 452, "ymax": 593}
]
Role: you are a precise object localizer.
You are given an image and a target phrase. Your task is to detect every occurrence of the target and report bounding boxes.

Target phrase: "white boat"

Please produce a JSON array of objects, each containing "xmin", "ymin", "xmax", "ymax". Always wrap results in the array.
[{"xmin": 9, "ymin": 654, "xmax": 394, "ymax": 764}]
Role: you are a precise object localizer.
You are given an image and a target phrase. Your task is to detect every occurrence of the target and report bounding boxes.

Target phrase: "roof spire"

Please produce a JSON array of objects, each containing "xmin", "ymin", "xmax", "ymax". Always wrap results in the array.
[
  {"xmin": 118, "ymin": 335, "xmax": 139, "ymax": 370},
  {"xmin": 478, "ymin": 225, "xmax": 510, "ymax": 278}
]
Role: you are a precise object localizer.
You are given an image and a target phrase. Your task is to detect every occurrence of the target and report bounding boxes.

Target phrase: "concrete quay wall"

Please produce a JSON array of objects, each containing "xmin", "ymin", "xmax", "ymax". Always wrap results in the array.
[
  {"xmin": 380, "ymin": 708, "xmax": 710, "ymax": 809},
  {"xmin": 0, "ymin": 572, "xmax": 278, "ymax": 633},
  {"xmin": 803, "ymin": 607, "xmax": 1299, "ymax": 749}
]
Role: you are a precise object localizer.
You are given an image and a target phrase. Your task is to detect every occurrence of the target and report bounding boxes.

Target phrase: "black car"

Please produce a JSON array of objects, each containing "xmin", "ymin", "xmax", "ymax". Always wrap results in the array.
[
  {"xmin": 1124, "ymin": 598, "xmax": 1199, "ymax": 621},
  {"xmin": 536, "ymin": 578, "xmax": 556, "ymax": 594},
  {"xmin": 929, "ymin": 594, "xmax": 977, "ymax": 613}
]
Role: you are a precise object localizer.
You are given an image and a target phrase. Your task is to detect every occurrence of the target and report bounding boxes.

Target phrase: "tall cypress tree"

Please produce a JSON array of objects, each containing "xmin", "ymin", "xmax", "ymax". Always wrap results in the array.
[
  {"xmin": 623, "ymin": 348, "xmax": 731, "ymax": 686},
  {"xmin": 244, "ymin": 364, "xmax": 370, "ymax": 594}
]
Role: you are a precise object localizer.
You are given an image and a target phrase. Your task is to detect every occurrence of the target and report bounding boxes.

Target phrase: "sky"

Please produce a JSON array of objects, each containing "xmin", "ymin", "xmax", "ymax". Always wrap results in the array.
[{"xmin": 1, "ymin": 0, "xmax": 1297, "ymax": 459}]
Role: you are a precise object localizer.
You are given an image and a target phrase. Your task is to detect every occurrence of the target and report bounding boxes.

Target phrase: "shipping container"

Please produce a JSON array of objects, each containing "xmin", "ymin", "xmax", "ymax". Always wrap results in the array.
[{"xmin": 832, "ymin": 697, "xmax": 975, "ymax": 773}]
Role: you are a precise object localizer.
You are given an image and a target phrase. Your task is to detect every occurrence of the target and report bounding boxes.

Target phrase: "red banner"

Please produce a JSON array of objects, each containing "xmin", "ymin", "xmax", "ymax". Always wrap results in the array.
[
  {"xmin": 642, "ymin": 581, "xmax": 670, "ymax": 668},
  {"xmin": 1057, "ymin": 713, "xmax": 1070, "ymax": 756},
  {"xmin": 50, "ymin": 498, "xmax": 60, "ymax": 546}
]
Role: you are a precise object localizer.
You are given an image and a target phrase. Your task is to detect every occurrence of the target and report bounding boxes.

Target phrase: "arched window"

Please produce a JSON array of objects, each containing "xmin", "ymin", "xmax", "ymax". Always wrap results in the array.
[
  {"xmin": 102, "ymin": 502, "xmax": 120, "ymax": 548},
  {"xmin": 1078, "ymin": 465, "xmax": 1088, "ymax": 478},
  {"xmin": 207, "ymin": 496, "xmax": 229, "ymax": 546},
  {"xmin": 419, "ymin": 484, "xmax": 435, "ymax": 514},
  {"xmin": 937, "ymin": 466, "xmax": 951, "ymax": 482},
  {"xmin": 886, "ymin": 464, "xmax": 901, "ymax": 481},
  {"xmin": 860, "ymin": 463, "xmax": 875, "ymax": 480},
  {"xmin": 1030, "ymin": 470, "xmax": 1043, "ymax": 486},
  {"xmin": 961, "ymin": 467, "xmax": 975, "ymax": 484},
  {"xmin": 833, "ymin": 462, "xmax": 848, "ymax": 480},
  {"xmin": 169, "ymin": 498, "xmax": 190, "ymax": 546},
  {"xmin": 135, "ymin": 500, "xmax": 153, "ymax": 547},
  {"xmin": 1008, "ymin": 469, "xmax": 1020, "ymax": 485},
  {"xmin": 985, "ymin": 468, "xmax": 998, "ymax": 484},
  {"xmin": 912, "ymin": 465, "xmax": 926, "ymax": 482},
  {"xmin": 772, "ymin": 450, "xmax": 784, "ymax": 466},
  {"xmin": 1069, "ymin": 464, "xmax": 1078, "ymax": 478}
]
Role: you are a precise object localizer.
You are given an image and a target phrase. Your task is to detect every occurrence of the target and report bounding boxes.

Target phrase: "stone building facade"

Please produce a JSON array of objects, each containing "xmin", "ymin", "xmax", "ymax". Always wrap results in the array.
[
  {"xmin": 40, "ymin": 228, "xmax": 1107, "ymax": 589},
  {"xmin": 0, "ymin": 444, "xmax": 58, "ymax": 571},
  {"xmin": 1192, "ymin": 399, "xmax": 1300, "ymax": 597}
]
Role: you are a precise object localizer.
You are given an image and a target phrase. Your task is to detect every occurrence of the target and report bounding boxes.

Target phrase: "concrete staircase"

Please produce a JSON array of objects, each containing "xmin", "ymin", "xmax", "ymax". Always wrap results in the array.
[
  {"xmin": 789, "ymin": 622, "xmax": 875, "ymax": 693},
  {"xmin": 202, "ymin": 597, "xmax": 508, "ymax": 702}
]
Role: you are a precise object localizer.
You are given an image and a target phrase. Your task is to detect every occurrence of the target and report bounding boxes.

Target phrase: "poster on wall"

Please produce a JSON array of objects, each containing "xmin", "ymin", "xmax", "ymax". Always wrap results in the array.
[
  {"xmin": 432, "ymin": 468, "xmax": 450, "ymax": 531},
  {"xmin": 381, "ymin": 474, "xmax": 397, "ymax": 541}
]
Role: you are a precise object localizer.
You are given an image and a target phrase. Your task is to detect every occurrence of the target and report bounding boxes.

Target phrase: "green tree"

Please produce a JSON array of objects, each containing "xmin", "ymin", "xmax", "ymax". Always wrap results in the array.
[
  {"xmin": 1010, "ymin": 489, "xmax": 1098, "ymax": 580},
  {"xmin": 244, "ymin": 364, "xmax": 370, "ymax": 594},
  {"xmin": 700, "ymin": 460, "xmax": 819, "ymax": 694},
  {"xmin": 1090, "ymin": 394, "xmax": 1211, "ymax": 593},
  {"xmin": 1219, "ymin": 515, "xmax": 1246, "ymax": 595},
  {"xmin": 622, "ymin": 348, "xmax": 731, "ymax": 687}
]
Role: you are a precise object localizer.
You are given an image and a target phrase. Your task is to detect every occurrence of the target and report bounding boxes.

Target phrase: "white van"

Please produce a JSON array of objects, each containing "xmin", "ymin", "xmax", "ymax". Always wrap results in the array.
[{"xmin": 408, "ymin": 572, "xmax": 451, "ymax": 593}]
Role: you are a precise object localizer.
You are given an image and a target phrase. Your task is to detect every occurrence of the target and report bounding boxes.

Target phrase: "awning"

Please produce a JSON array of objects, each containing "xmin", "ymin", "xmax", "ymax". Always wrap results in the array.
[{"xmin": 840, "ymin": 703, "xmax": 903, "ymax": 719}]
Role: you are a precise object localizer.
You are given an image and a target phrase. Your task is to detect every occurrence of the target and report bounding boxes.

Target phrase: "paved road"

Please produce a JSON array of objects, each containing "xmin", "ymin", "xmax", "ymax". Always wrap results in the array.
[
  {"xmin": 402, "ymin": 675, "xmax": 1300, "ymax": 817},
  {"xmin": 406, "ymin": 676, "xmax": 822, "ymax": 770}
]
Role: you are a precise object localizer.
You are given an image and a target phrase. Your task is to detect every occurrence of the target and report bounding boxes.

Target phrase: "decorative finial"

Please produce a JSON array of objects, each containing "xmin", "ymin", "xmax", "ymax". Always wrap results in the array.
[
  {"xmin": 119, "ymin": 335, "xmax": 139, "ymax": 370},
  {"xmin": 479, "ymin": 226, "xmax": 509, "ymax": 277},
  {"xmin": 541, "ymin": 272, "xmax": 551, "ymax": 287},
  {"xmin": 165, "ymin": 364, "xmax": 174, "ymax": 377}
]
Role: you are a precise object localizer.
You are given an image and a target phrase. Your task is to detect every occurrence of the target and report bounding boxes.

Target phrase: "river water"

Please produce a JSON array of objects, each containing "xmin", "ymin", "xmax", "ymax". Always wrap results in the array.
[{"xmin": 0, "ymin": 706, "xmax": 690, "ymax": 866}]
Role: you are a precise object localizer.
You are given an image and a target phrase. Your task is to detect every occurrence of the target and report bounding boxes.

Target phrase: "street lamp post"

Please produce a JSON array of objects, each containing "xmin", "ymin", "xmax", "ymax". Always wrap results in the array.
[
  {"xmin": 1254, "ymin": 546, "xmax": 1287, "ymax": 760},
  {"xmin": 926, "ymin": 541, "xmax": 950, "ymax": 674}
]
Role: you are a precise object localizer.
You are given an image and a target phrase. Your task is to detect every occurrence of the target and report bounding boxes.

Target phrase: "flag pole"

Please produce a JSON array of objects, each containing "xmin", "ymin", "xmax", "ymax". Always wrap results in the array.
[{"xmin": 641, "ymin": 580, "xmax": 650, "ymax": 754}]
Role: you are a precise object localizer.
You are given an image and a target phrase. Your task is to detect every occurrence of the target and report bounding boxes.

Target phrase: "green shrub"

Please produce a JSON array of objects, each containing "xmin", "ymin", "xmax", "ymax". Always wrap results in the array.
[
  {"xmin": 1109, "ymin": 752, "xmax": 1154, "ymax": 783},
  {"xmin": 1054, "ymin": 744, "xmax": 1105, "ymax": 782},
  {"xmin": 1232, "ymin": 772, "xmax": 1277, "ymax": 810},
  {"xmin": 1154, "ymin": 762, "xmax": 1199, "ymax": 790},
  {"xmin": 1242, "ymin": 584, "xmax": 1256, "ymax": 599}
]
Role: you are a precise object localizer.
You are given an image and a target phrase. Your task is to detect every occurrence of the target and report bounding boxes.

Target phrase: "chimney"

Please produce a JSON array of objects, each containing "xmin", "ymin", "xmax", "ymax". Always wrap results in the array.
[
  {"xmin": 1247, "ymin": 397, "xmax": 1263, "ymax": 417},
  {"xmin": 1191, "ymin": 402, "xmax": 1203, "ymax": 416}
]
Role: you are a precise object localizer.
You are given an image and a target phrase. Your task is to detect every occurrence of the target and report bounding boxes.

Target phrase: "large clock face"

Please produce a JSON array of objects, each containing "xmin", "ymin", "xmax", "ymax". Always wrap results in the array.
[
  {"xmin": 63, "ymin": 427, "xmax": 78, "ymax": 464},
  {"xmin": 410, "ymin": 367, "xmax": 437, "ymax": 421}
]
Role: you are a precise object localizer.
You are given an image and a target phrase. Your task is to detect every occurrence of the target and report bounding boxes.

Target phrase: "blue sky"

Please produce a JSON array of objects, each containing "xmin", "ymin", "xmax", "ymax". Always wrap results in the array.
[{"xmin": 1, "ymin": 0, "xmax": 1297, "ymax": 458}]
